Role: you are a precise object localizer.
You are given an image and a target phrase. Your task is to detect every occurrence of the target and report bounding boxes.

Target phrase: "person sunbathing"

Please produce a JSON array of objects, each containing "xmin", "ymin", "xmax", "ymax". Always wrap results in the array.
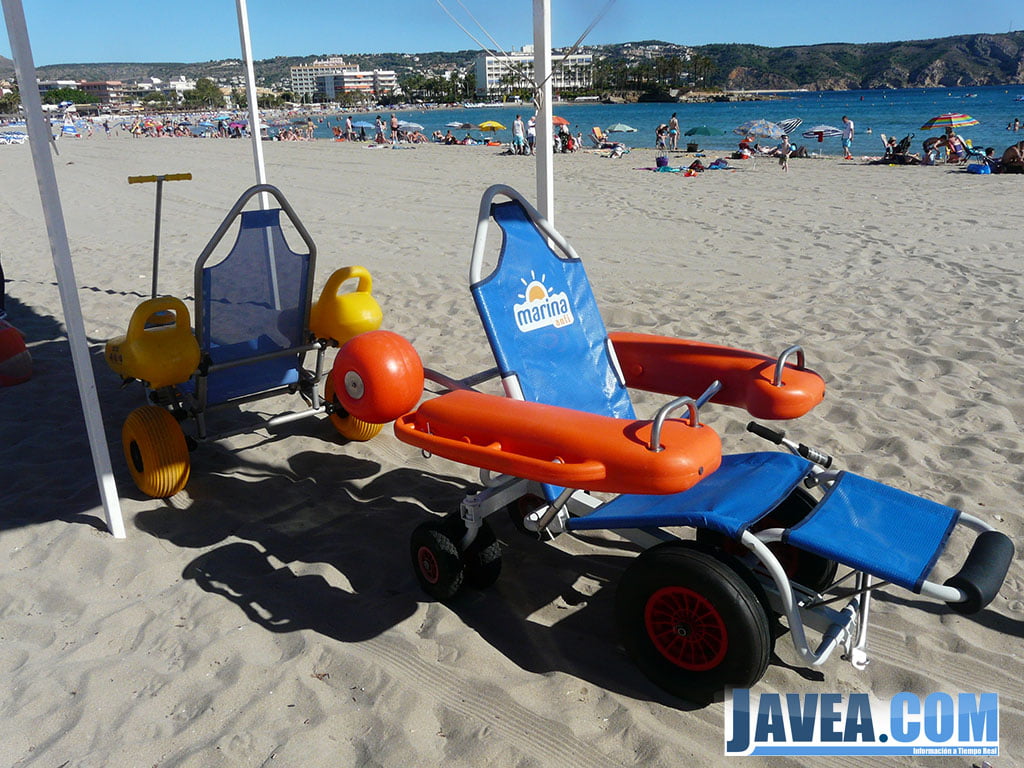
[{"xmin": 999, "ymin": 140, "xmax": 1024, "ymax": 173}]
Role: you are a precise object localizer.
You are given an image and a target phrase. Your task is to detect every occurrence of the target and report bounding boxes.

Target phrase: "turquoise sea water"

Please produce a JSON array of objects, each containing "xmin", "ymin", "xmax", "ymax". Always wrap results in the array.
[{"xmin": 311, "ymin": 85, "xmax": 1024, "ymax": 157}]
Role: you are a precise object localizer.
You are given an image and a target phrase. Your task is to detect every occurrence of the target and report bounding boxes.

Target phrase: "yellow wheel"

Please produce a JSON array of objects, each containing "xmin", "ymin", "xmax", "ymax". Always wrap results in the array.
[
  {"xmin": 122, "ymin": 405, "xmax": 190, "ymax": 498},
  {"xmin": 324, "ymin": 371, "xmax": 383, "ymax": 442}
]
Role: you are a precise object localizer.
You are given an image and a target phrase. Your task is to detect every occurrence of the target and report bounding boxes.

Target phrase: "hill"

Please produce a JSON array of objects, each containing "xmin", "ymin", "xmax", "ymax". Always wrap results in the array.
[{"xmin": 2, "ymin": 31, "xmax": 1023, "ymax": 91}]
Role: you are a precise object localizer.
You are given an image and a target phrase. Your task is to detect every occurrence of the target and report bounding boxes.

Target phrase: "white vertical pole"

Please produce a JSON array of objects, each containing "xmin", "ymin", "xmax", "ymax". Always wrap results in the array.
[
  {"xmin": 2, "ymin": 0, "xmax": 126, "ymax": 538},
  {"xmin": 532, "ymin": 0, "xmax": 554, "ymax": 226},
  {"xmin": 235, "ymin": 0, "xmax": 268, "ymax": 198}
]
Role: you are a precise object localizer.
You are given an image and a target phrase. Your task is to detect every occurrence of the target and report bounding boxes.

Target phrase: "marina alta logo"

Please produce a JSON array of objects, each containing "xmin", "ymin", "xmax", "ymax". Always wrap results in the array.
[
  {"xmin": 725, "ymin": 688, "xmax": 999, "ymax": 757},
  {"xmin": 513, "ymin": 271, "xmax": 574, "ymax": 333}
]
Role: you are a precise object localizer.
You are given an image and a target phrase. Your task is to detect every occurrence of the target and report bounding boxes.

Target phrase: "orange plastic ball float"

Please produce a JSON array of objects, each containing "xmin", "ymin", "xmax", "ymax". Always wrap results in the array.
[{"xmin": 331, "ymin": 330, "xmax": 423, "ymax": 424}]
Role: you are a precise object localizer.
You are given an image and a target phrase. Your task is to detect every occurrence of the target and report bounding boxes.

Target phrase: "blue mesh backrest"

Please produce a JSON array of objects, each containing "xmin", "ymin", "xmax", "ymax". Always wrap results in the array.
[
  {"xmin": 472, "ymin": 200, "xmax": 634, "ymax": 420},
  {"xmin": 201, "ymin": 208, "xmax": 310, "ymax": 363}
]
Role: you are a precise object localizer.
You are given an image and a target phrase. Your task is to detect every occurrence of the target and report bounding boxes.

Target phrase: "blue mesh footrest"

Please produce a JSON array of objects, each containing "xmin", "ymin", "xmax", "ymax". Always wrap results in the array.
[
  {"xmin": 567, "ymin": 452, "xmax": 811, "ymax": 537},
  {"xmin": 785, "ymin": 473, "xmax": 960, "ymax": 592}
]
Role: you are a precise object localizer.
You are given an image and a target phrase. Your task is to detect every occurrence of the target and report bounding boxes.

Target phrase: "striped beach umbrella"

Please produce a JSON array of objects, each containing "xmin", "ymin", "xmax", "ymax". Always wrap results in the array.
[
  {"xmin": 801, "ymin": 124, "xmax": 843, "ymax": 142},
  {"xmin": 777, "ymin": 117, "xmax": 803, "ymax": 134},
  {"xmin": 920, "ymin": 113, "xmax": 980, "ymax": 130}
]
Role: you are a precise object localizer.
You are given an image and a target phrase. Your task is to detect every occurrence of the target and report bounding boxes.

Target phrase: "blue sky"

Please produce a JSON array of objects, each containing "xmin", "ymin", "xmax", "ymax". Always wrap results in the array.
[{"xmin": 0, "ymin": 0, "xmax": 1020, "ymax": 66}]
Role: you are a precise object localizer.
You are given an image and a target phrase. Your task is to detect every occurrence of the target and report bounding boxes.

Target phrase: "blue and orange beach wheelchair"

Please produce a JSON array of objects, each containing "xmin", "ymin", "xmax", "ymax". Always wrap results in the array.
[
  {"xmin": 105, "ymin": 184, "xmax": 388, "ymax": 498},
  {"xmin": 380, "ymin": 185, "xmax": 1015, "ymax": 702}
]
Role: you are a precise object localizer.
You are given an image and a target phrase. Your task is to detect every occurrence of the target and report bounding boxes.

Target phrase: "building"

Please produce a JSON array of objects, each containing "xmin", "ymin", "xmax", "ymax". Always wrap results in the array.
[
  {"xmin": 289, "ymin": 57, "xmax": 358, "ymax": 99},
  {"xmin": 474, "ymin": 46, "xmax": 593, "ymax": 99},
  {"xmin": 316, "ymin": 69, "xmax": 398, "ymax": 102}
]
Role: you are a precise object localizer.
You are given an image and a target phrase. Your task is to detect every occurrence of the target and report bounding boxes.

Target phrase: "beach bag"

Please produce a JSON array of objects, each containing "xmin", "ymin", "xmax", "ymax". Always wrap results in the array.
[
  {"xmin": 655, "ymin": 155, "xmax": 669, "ymax": 168},
  {"xmin": 966, "ymin": 163, "xmax": 991, "ymax": 174}
]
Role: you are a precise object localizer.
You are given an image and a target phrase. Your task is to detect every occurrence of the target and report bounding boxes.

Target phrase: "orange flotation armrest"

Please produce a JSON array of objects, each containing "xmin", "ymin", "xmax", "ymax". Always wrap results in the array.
[
  {"xmin": 394, "ymin": 389, "xmax": 722, "ymax": 495},
  {"xmin": 610, "ymin": 332, "xmax": 825, "ymax": 420}
]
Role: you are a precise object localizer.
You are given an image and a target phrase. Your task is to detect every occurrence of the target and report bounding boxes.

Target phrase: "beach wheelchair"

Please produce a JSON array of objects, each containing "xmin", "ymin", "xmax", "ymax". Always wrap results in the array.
[
  {"xmin": 390, "ymin": 184, "xmax": 1015, "ymax": 702},
  {"xmin": 106, "ymin": 184, "xmax": 388, "ymax": 498}
]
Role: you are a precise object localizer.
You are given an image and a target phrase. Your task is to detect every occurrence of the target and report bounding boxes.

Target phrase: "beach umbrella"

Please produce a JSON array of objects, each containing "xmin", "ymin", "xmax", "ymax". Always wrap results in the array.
[
  {"xmin": 734, "ymin": 119, "xmax": 785, "ymax": 139},
  {"xmin": 801, "ymin": 124, "xmax": 843, "ymax": 142},
  {"xmin": 683, "ymin": 125, "xmax": 722, "ymax": 136},
  {"xmin": 399, "ymin": 121, "xmax": 424, "ymax": 131},
  {"xmin": 351, "ymin": 120, "xmax": 376, "ymax": 129},
  {"xmin": 606, "ymin": 123, "xmax": 637, "ymax": 133},
  {"xmin": 551, "ymin": 115, "xmax": 570, "ymax": 126},
  {"xmin": 777, "ymin": 117, "xmax": 803, "ymax": 134},
  {"xmin": 920, "ymin": 113, "xmax": 980, "ymax": 130},
  {"xmin": 478, "ymin": 120, "xmax": 507, "ymax": 132}
]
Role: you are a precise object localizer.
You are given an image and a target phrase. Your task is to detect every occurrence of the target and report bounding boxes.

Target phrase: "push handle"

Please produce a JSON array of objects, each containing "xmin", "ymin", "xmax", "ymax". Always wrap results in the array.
[
  {"xmin": 126, "ymin": 296, "xmax": 190, "ymax": 340},
  {"xmin": 128, "ymin": 173, "xmax": 192, "ymax": 184},
  {"xmin": 747, "ymin": 421, "xmax": 833, "ymax": 468},
  {"xmin": 324, "ymin": 265, "xmax": 373, "ymax": 297}
]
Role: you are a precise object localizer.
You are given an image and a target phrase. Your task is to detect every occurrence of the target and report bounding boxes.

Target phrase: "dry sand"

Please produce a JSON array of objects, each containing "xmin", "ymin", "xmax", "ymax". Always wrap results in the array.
[{"xmin": 1, "ymin": 135, "xmax": 1022, "ymax": 767}]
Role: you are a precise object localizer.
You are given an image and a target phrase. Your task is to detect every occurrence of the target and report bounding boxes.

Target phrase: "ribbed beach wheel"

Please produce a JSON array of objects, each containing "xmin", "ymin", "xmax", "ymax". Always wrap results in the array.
[
  {"xmin": 324, "ymin": 370, "xmax": 383, "ymax": 441},
  {"xmin": 122, "ymin": 405, "xmax": 190, "ymax": 498}
]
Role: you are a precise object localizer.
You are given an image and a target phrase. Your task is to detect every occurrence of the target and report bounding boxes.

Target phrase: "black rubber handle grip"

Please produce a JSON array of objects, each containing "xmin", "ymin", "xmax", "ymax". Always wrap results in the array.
[
  {"xmin": 747, "ymin": 421, "xmax": 784, "ymax": 444},
  {"xmin": 943, "ymin": 530, "xmax": 1015, "ymax": 614},
  {"xmin": 798, "ymin": 445, "xmax": 833, "ymax": 469}
]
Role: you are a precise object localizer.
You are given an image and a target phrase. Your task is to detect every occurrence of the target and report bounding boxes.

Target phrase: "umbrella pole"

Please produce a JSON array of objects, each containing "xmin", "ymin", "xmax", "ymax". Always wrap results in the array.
[
  {"xmin": 533, "ymin": 0, "xmax": 554, "ymax": 226},
  {"xmin": 2, "ymin": 0, "xmax": 125, "ymax": 537}
]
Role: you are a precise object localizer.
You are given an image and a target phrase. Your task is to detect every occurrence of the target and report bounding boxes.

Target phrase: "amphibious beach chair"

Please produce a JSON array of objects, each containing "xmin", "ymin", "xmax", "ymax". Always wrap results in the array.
[
  {"xmin": 106, "ymin": 184, "xmax": 386, "ymax": 498},
  {"xmin": 392, "ymin": 184, "xmax": 1014, "ymax": 702}
]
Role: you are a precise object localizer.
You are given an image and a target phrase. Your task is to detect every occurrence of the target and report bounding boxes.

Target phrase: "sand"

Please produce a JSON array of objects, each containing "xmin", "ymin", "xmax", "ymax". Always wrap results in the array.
[{"xmin": 0, "ymin": 135, "xmax": 1022, "ymax": 767}]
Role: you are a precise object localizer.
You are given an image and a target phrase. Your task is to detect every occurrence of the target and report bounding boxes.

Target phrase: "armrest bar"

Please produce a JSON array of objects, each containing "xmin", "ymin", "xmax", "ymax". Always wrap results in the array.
[
  {"xmin": 649, "ymin": 396, "xmax": 698, "ymax": 453},
  {"xmin": 773, "ymin": 345, "xmax": 805, "ymax": 387}
]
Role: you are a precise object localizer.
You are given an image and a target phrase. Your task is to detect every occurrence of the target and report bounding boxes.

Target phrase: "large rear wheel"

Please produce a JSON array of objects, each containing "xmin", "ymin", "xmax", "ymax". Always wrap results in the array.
[
  {"xmin": 122, "ymin": 405, "xmax": 190, "ymax": 498},
  {"xmin": 615, "ymin": 543, "xmax": 772, "ymax": 703}
]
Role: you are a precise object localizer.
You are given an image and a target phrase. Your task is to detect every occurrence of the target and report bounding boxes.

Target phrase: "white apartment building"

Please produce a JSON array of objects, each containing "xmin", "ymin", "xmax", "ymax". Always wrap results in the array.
[
  {"xmin": 289, "ymin": 57, "xmax": 359, "ymax": 98},
  {"xmin": 474, "ymin": 45, "xmax": 593, "ymax": 99},
  {"xmin": 290, "ymin": 56, "xmax": 398, "ymax": 101},
  {"xmin": 316, "ymin": 69, "xmax": 398, "ymax": 101}
]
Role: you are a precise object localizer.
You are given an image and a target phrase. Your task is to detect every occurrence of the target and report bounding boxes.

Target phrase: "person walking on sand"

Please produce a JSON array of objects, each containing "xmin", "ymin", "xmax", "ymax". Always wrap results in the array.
[
  {"xmin": 390, "ymin": 113, "xmax": 400, "ymax": 144},
  {"xmin": 778, "ymin": 134, "xmax": 792, "ymax": 172},
  {"xmin": 668, "ymin": 112, "xmax": 679, "ymax": 150},
  {"xmin": 841, "ymin": 115, "xmax": 855, "ymax": 159}
]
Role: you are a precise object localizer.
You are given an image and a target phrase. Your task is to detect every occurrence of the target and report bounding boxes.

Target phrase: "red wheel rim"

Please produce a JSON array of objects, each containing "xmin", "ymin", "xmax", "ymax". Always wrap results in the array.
[
  {"xmin": 644, "ymin": 586, "xmax": 728, "ymax": 671},
  {"xmin": 417, "ymin": 546, "xmax": 440, "ymax": 584}
]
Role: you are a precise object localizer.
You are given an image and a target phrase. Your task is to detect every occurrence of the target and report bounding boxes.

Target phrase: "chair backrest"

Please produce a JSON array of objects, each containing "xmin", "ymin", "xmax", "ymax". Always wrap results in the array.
[
  {"xmin": 470, "ymin": 185, "xmax": 634, "ymax": 421},
  {"xmin": 590, "ymin": 127, "xmax": 605, "ymax": 146},
  {"xmin": 193, "ymin": 184, "xmax": 317, "ymax": 404}
]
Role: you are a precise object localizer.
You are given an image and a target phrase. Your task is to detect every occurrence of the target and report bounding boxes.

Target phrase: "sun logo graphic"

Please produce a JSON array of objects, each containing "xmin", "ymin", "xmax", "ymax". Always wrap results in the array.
[{"xmin": 513, "ymin": 271, "xmax": 574, "ymax": 333}]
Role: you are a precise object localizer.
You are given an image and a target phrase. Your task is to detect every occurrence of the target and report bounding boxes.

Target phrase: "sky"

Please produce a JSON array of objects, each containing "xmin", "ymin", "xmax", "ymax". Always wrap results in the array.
[{"xmin": 0, "ymin": 0, "xmax": 1020, "ymax": 67}]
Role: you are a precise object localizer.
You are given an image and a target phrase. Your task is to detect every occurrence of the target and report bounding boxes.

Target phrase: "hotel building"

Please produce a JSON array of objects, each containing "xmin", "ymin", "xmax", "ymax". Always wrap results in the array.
[{"xmin": 474, "ymin": 46, "xmax": 593, "ymax": 99}]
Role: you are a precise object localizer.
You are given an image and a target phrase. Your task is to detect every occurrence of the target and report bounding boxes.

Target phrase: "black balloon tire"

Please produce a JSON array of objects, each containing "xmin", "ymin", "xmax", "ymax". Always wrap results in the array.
[
  {"xmin": 410, "ymin": 518, "xmax": 466, "ymax": 602},
  {"xmin": 615, "ymin": 542, "xmax": 772, "ymax": 703}
]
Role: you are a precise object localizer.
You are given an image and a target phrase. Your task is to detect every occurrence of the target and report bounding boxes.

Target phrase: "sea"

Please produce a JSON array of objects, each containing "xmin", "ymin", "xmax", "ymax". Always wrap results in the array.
[{"xmin": 305, "ymin": 84, "xmax": 1024, "ymax": 157}]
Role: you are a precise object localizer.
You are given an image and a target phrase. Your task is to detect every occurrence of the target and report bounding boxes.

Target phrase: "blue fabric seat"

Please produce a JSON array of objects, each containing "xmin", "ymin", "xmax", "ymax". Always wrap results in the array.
[
  {"xmin": 567, "ymin": 452, "xmax": 811, "ymax": 536},
  {"xmin": 785, "ymin": 473, "xmax": 959, "ymax": 592},
  {"xmin": 192, "ymin": 207, "xmax": 312, "ymax": 407}
]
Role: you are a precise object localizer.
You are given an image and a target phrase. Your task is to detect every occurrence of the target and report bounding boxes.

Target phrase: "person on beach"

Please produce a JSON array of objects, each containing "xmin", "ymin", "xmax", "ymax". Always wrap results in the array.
[
  {"xmin": 389, "ymin": 114, "xmax": 400, "ymax": 144},
  {"xmin": 512, "ymin": 114, "xmax": 525, "ymax": 155},
  {"xmin": 841, "ymin": 115, "xmax": 855, "ymax": 159},
  {"xmin": 777, "ymin": 134, "xmax": 792, "ymax": 172},
  {"xmin": 655, "ymin": 124, "xmax": 667, "ymax": 150},
  {"xmin": 668, "ymin": 112, "xmax": 679, "ymax": 150},
  {"xmin": 345, "ymin": 115, "xmax": 355, "ymax": 141},
  {"xmin": 999, "ymin": 140, "xmax": 1024, "ymax": 172},
  {"xmin": 527, "ymin": 116, "xmax": 536, "ymax": 155},
  {"xmin": 374, "ymin": 115, "xmax": 385, "ymax": 143}
]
